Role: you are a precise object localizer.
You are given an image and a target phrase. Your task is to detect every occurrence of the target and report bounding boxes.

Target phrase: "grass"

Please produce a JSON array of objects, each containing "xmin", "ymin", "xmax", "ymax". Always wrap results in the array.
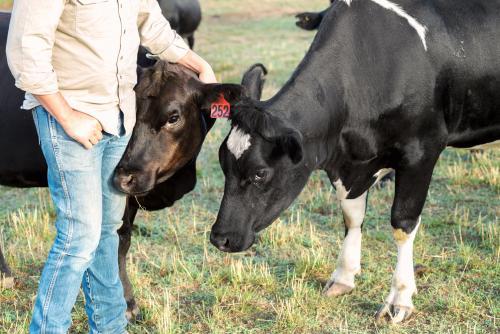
[{"xmin": 1, "ymin": 0, "xmax": 499, "ymax": 333}]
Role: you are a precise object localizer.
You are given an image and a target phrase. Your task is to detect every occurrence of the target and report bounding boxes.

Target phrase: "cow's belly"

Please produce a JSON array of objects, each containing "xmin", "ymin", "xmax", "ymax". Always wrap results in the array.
[{"xmin": 469, "ymin": 140, "xmax": 500, "ymax": 150}]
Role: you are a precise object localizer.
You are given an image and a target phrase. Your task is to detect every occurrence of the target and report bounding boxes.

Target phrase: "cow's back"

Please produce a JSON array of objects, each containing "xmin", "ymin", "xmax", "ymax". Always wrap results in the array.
[
  {"xmin": 0, "ymin": 13, "xmax": 47, "ymax": 187},
  {"xmin": 318, "ymin": 0, "xmax": 500, "ymax": 150},
  {"xmin": 425, "ymin": 0, "xmax": 500, "ymax": 147}
]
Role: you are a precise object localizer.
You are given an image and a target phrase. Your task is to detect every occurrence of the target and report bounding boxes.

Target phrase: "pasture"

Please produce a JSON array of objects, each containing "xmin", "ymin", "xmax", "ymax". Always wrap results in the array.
[{"xmin": 0, "ymin": 0, "xmax": 499, "ymax": 333}]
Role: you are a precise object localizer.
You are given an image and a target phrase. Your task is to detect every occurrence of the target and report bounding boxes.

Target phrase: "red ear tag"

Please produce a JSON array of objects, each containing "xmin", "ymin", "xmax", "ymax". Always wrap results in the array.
[{"xmin": 210, "ymin": 94, "xmax": 231, "ymax": 119}]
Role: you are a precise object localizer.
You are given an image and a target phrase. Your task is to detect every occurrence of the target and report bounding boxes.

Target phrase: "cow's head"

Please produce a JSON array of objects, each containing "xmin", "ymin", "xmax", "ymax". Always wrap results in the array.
[
  {"xmin": 113, "ymin": 61, "xmax": 245, "ymax": 195},
  {"xmin": 210, "ymin": 104, "xmax": 311, "ymax": 252}
]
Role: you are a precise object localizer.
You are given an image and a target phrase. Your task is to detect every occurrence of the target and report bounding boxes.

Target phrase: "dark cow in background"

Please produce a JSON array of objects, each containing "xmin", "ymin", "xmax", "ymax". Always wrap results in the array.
[
  {"xmin": 295, "ymin": 0, "xmax": 333, "ymax": 30},
  {"xmin": 209, "ymin": 0, "xmax": 500, "ymax": 323},
  {"xmin": 158, "ymin": 0, "xmax": 201, "ymax": 49},
  {"xmin": 138, "ymin": 0, "xmax": 202, "ymax": 67},
  {"xmin": 0, "ymin": 10, "xmax": 267, "ymax": 321}
]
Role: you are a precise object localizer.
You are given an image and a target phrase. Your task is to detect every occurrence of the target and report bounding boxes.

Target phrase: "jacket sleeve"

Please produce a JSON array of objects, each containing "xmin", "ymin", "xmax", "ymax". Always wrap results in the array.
[
  {"xmin": 137, "ymin": 0, "xmax": 189, "ymax": 63},
  {"xmin": 6, "ymin": 0, "xmax": 65, "ymax": 95}
]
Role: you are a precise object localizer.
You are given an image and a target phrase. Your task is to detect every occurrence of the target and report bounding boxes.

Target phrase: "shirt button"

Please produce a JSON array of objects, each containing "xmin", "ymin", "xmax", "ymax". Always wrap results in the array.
[{"xmin": 123, "ymin": 29, "xmax": 126, "ymax": 34}]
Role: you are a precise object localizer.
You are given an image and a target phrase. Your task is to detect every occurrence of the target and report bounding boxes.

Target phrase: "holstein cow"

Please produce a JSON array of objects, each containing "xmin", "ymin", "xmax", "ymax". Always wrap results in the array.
[
  {"xmin": 295, "ymin": 0, "xmax": 334, "ymax": 31},
  {"xmin": 0, "ymin": 10, "xmax": 267, "ymax": 320},
  {"xmin": 210, "ymin": 0, "xmax": 500, "ymax": 323}
]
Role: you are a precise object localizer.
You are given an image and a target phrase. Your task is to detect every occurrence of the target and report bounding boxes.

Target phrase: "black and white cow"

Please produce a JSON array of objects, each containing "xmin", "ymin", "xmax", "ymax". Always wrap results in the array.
[{"xmin": 210, "ymin": 0, "xmax": 500, "ymax": 323}]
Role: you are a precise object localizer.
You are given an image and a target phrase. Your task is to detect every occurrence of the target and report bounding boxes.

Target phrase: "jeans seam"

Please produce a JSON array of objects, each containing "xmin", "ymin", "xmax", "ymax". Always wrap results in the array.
[
  {"xmin": 40, "ymin": 114, "xmax": 75, "ymax": 334},
  {"xmin": 85, "ymin": 269, "xmax": 103, "ymax": 331}
]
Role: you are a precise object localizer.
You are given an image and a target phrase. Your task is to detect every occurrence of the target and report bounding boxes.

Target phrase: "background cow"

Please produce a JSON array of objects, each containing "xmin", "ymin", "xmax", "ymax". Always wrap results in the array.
[
  {"xmin": 138, "ymin": 0, "xmax": 202, "ymax": 67},
  {"xmin": 158, "ymin": 0, "xmax": 201, "ymax": 49},
  {"xmin": 210, "ymin": 0, "xmax": 500, "ymax": 323}
]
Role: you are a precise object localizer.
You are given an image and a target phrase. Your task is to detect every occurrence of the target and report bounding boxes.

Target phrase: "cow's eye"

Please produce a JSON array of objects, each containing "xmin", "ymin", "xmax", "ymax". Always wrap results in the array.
[
  {"xmin": 167, "ymin": 114, "xmax": 180, "ymax": 124},
  {"xmin": 253, "ymin": 169, "xmax": 268, "ymax": 183}
]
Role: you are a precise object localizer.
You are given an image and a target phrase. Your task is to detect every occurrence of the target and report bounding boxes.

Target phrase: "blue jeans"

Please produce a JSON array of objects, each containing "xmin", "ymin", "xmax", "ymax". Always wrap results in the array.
[{"xmin": 30, "ymin": 106, "xmax": 130, "ymax": 334}]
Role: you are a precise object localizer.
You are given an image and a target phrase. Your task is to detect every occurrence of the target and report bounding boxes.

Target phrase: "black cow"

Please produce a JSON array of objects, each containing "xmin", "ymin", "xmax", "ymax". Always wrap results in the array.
[
  {"xmin": 209, "ymin": 0, "xmax": 500, "ymax": 323},
  {"xmin": 114, "ymin": 62, "xmax": 267, "ymax": 320},
  {"xmin": 158, "ymin": 0, "xmax": 201, "ymax": 49},
  {"xmin": 0, "ymin": 11, "xmax": 267, "ymax": 321},
  {"xmin": 295, "ymin": 0, "xmax": 334, "ymax": 31},
  {"xmin": 138, "ymin": 0, "xmax": 202, "ymax": 67}
]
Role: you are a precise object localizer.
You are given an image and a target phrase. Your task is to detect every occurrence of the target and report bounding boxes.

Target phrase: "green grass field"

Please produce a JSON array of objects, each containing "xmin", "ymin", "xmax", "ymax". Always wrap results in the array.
[{"xmin": 1, "ymin": 0, "xmax": 499, "ymax": 333}]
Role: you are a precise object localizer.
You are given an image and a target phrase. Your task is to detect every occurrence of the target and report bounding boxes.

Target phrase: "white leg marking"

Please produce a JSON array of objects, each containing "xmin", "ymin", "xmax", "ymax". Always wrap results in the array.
[
  {"xmin": 333, "ymin": 179, "xmax": 351, "ymax": 200},
  {"xmin": 325, "ymin": 192, "xmax": 367, "ymax": 296},
  {"xmin": 227, "ymin": 126, "xmax": 252, "ymax": 160},
  {"xmin": 341, "ymin": 0, "xmax": 428, "ymax": 51},
  {"xmin": 380, "ymin": 217, "xmax": 421, "ymax": 323}
]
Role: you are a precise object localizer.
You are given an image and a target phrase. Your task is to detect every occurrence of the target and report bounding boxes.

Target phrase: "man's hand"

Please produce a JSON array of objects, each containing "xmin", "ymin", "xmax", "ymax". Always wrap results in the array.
[
  {"xmin": 199, "ymin": 64, "xmax": 217, "ymax": 84},
  {"xmin": 177, "ymin": 50, "xmax": 217, "ymax": 84},
  {"xmin": 34, "ymin": 92, "xmax": 103, "ymax": 150},
  {"xmin": 60, "ymin": 110, "xmax": 103, "ymax": 149}
]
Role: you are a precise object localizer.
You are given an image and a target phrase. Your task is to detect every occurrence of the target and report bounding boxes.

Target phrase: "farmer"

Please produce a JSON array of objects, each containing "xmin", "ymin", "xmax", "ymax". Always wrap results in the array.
[{"xmin": 6, "ymin": 0, "xmax": 216, "ymax": 333}]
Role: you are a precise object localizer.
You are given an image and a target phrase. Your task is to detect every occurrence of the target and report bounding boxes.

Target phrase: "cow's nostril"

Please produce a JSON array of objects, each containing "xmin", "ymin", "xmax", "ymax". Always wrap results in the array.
[
  {"xmin": 123, "ymin": 174, "xmax": 135, "ymax": 186},
  {"xmin": 210, "ymin": 232, "xmax": 231, "ymax": 252}
]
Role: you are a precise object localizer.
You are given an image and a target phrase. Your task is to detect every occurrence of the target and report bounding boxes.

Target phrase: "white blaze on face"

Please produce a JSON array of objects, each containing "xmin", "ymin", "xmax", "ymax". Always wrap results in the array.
[
  {"xmin": 341, "ymin": 0, "xmax": 428, "ymax": 51},
  {"xmin": 227, "ymin": 126, "xmax": 252, "ymax": 160}
]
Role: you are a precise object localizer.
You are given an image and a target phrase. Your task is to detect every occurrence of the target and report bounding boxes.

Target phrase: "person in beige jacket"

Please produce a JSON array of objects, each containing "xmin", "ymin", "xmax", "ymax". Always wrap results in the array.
[{"xmin": 6, "ymin": 1, "xmax": 216, "ymax": 333}]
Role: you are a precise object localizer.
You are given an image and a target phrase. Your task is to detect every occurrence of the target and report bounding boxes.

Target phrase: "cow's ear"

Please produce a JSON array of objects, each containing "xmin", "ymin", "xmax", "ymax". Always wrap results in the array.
[
  {"xmin": 199, "ymin": 84, "xmax": 247, "ymax": 111},
  {"xmin": 273, "ymin": 130, "xmax": 304, "ymax": 164}
]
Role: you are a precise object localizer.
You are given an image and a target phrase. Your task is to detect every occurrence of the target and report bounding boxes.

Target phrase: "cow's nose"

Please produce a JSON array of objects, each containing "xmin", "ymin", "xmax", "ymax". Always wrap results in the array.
[
  {"xmin": 210, "ymin": 231, "xmax": 231, "ymax": 252},
  {"xmin": 114, "ymin": 169, "xmax": 137, "ymax": 193}
]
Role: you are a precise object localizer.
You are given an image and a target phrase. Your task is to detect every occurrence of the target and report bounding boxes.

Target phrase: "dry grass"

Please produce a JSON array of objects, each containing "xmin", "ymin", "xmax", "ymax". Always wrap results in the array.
[{"xmin": 1, "ymin": 0, "xmax": 499, "ymax": 333}]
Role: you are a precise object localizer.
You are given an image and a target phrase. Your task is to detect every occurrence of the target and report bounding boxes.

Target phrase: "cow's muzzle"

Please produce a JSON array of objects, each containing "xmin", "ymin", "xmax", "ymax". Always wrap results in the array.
[{"xmin": 113, "ymin": 167, "xmax": 155, "ymax": 195}]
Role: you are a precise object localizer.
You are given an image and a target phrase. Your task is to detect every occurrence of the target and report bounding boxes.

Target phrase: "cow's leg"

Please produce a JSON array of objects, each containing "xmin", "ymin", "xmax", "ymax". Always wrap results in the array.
[
  {"xmin": 187, "ymin": 34, "xmax": 195, "ymax": 50},
  {"xmin": 324, "ymin": 191, "xmax": 368, "ymax": 297},
  {"xmin": 118, "ymin": 199, "xmax": 141, "ymax": 322},
  {"xmin": 376, "ymin": 157, "xmax": 438, "ymax": 323},
  {"xmin": 0, "ymin": 245, "xmax": 14, "ymax": 289}
]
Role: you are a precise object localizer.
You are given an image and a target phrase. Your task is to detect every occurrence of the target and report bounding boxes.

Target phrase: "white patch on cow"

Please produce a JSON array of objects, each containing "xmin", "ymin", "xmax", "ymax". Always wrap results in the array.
[
  {"xmin": 329, "ymin": 192, "xmax": 367, "ymax": 288},
  {"xmin": 384, "ymin": 217, "xmax": 421, "ymax": 310},
  {"xmin": 227, "ymin": 126, "xmax": 252, "ymax": 160},
  {"xmin": 333, "ymin": 179, "xmax": 351, "ymax": 200},
  {"xmin": 341, "ymin": 0, "xmax": 428, "ymax": 51}
]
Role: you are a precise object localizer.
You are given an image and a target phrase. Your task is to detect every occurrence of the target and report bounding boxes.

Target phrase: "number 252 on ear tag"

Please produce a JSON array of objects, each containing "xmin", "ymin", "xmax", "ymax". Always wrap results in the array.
[{"xmin": 210, "ymin": 94, "xmax": 231, "ymax": 119}]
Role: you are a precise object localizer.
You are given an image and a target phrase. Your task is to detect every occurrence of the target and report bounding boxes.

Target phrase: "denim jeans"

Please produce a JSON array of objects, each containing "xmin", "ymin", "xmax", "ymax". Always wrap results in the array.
[{"xmin": 30, "ymin": 106, "xmax": 130, "ymax": 334}]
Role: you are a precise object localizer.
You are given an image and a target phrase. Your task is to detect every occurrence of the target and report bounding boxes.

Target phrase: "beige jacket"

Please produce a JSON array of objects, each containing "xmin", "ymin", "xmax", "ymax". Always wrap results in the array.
[{"xmin": 6, "ymin": 0, "xmax": 189, "ymax": 135}]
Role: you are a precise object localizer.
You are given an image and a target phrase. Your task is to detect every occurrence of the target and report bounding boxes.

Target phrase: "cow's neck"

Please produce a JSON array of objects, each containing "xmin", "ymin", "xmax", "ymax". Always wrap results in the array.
[{"xmin": 264, "ymin": 52, "xmax": 345, "ymax": 170}]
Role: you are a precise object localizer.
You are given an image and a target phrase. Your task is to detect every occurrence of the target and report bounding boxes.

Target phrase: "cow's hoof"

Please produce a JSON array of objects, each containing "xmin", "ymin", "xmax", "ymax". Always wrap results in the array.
[
  {"xmin": 375, "ymin": 303, "xmax": 414, "ymax": 324},
  {"xmin": 322, "ymin": 281, "xmax": 354, "ymax": 297},
  {"xmin": 125, "ymin": 303, "xmax": 142, "ymax": 323},
  {"xmin": 0, "ymin": 276, "xmax": 14, "ymax": 289}
]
